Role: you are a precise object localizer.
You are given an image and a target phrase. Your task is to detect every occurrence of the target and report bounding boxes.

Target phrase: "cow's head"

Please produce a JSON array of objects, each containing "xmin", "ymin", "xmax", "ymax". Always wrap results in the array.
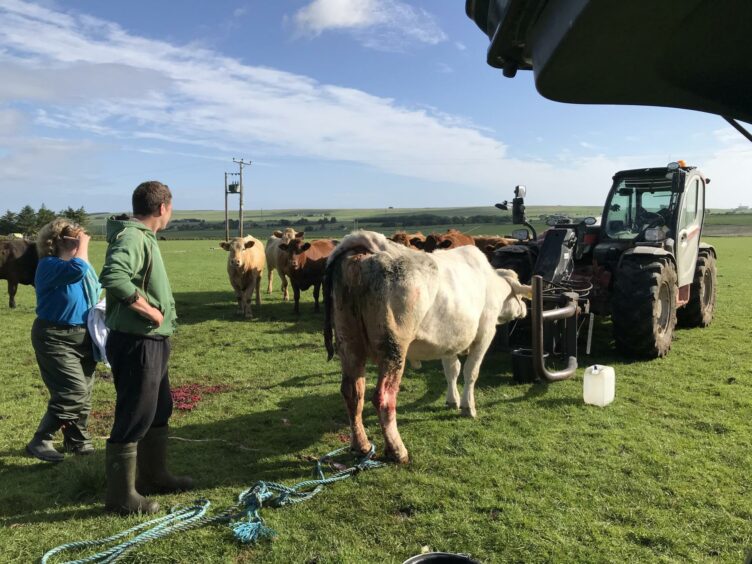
[
  {"xmin": 220, "ymin": 237, "xmax": 256, "ymax": 267},
  {"xmin": 273, "ymin": 229, "xmax": 304, "ymax": 240},
  {"xmin": 496, "ymin": 268, "xmax": 532, "ymax": 323},
  {"xmin": 278, "ymin": 237, "xmax": 311, "ymax": 270},
  {"xmin": 421, "ymin": 234, "xmax": 454, "ymax": 253}
]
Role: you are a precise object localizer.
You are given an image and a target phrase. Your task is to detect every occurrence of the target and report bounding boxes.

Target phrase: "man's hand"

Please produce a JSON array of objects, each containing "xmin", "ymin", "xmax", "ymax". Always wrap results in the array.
[{"xmin": 129, "ymin": 294, "xmax": 164, "ymax": 327}]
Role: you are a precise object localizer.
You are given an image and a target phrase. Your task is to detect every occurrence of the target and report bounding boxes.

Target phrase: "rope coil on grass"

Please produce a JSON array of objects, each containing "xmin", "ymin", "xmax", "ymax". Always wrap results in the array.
[{"xmin": 42, "ymin": 444, "xmax": 383, "ymax": 563}]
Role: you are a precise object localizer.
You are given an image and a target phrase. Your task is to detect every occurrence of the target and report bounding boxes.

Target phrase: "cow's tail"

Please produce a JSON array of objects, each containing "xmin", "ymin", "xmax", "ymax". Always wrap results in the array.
[
  {"xmin": 323, "ymin": 230, "xmax": 393, "ymax": 361},
  {"xmin": 323, "ymin": 256, "xmax": 337, "ymax": 361}
]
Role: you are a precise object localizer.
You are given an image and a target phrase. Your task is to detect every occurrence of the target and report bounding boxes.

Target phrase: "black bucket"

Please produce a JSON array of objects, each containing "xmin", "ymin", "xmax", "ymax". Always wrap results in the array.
[
  {"xmin": 402, "ymin": 553, "xmax": 479, "ymax": 564},
  {"xmin": 511, "ymin": 348, "xmax": 548, "ymax": 384}
]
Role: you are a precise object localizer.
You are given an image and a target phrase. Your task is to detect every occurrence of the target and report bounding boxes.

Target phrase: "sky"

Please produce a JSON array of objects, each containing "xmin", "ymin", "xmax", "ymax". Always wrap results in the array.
[{"xmin": 0, "ymin": 0, "xmax": 749, "ymax": 213}]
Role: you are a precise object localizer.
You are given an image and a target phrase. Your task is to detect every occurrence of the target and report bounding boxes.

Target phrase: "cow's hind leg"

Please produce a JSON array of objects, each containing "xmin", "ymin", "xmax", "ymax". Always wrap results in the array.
[
  {"xmin": 373, "ymin": 343, "xmax": 409, "ymax": 463},
  {"xmin": 460, "ymin": 329, "xmax": 495, "ymax": 418},
  {"xmin": 441, "ymin": 356, "xmax": 461, "ymax": 409},
  {"xmin": 266, "ymin": 268, "xmax": 273, "ymax": 294},
  {"xmin": 313, "ymin": 282, "xmax": 321, "ymax": 312},
  {"xmin": 255, "ymin": 272, "xmax": 262, "ymax": 307},
  {"xmin": 8, "ymin": 280, "xmax": 17, "ymax": 309},
  {"xmin": 340, "ymin": 351, "xmax": 370, "ymax": 456}
]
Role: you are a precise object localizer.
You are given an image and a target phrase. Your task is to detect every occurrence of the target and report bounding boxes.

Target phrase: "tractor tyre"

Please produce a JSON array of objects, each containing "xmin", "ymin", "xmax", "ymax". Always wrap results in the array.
[
  {"xmin": 677, "ymin": 251, "xmax": 717, "ymax": 328},
  {"xmin": 611, "ymin": 256, "xmax": 677, "ymax": 358}
]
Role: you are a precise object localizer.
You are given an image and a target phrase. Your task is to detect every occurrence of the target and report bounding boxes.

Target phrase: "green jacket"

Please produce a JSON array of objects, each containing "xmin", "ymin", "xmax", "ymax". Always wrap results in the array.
[{"xmin": 99, "ymin": 216, "xmax": 177, "ymax": 337}]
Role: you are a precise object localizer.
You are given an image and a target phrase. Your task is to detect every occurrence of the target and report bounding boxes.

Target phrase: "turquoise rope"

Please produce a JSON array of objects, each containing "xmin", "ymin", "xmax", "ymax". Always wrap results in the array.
[{"xmin": 41, "ymin": 444, "xmax": 383, "ymax": 563}]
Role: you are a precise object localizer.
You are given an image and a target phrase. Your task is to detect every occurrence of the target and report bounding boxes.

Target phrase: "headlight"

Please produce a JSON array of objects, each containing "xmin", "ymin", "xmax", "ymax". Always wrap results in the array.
[{"xmin": 644, "ymin": 227, "xmax": 667, "ymax": 242}]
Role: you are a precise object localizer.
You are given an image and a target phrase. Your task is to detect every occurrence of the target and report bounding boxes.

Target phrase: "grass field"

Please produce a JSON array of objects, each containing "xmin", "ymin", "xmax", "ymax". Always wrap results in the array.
[
  {"xmin": 86, "ymin": 208, "xmax": 752, "ymax": 240},
  {"xmin": 1, "ymin": 236, "xmax": 751, "ymax": 563}
]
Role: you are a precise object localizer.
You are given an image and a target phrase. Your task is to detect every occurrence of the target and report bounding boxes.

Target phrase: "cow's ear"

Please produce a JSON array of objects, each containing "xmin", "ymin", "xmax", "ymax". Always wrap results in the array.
[
  {"xmin": 245, "ymin": 240, "xmax": 256, "ymax": 249},
  {"xmin": 296, "ymin": 231, "xmax": 305, "ymax": 238},
  {"xmin": 410, "ymin": 238, "xmax": 424, "ymax": 248},
  {"xmin": 485, "ymin": 244, "xmax": 496, "ymax": 253},
  {"xmin": 279, "ymin": 243, "xmax": 289, "ymax": 251},
  {"xmin": 273, "ymin": 230, "xmax": 283, "ymax": 237},
  {"xmin": 331, "ymin": 239, "xmax": 339, "ymax": 246},
  {"xmin": 301, "ymin": 242, "xmax": 311, "ymax": 252},
  {"xmin": 439, "ymin": 239, "xmax": 453, "ymax": 249},
  {"xmin": 220, "ymin": 241, "xmax": 230, "ymax": 251}
]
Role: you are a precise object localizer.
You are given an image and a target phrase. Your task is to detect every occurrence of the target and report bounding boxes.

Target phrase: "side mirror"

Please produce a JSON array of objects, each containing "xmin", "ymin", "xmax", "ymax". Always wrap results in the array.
[
  {"xmin": 582, "ymin": 216, "xmax": 597, "ymax": 226},
  {"xmin": 511, "ymin": 228, "xmax": 530, "ymax": 241},
  {"xmin": 495, "ymin": 202, "xmax": 509, "ymax": 211}
]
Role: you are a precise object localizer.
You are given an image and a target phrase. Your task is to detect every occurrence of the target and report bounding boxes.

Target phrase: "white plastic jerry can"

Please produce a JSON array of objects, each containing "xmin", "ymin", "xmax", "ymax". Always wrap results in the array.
[{"xmin": 583, "ymin": 365, "xmax": 615, "ymax": 407}]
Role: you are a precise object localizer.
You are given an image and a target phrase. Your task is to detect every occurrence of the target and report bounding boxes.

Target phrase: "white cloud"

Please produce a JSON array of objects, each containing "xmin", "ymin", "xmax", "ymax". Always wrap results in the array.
[
  {"xmin": 0, "ymin": 0, "xmax": 746, "ymax": 210},
  {"xmin": 455, "ymin": 41, "xmax": 466, "ymax": 51},
  {"xmin": 293, "ymin": 0, "xmax": 447, "ymax": 51}
]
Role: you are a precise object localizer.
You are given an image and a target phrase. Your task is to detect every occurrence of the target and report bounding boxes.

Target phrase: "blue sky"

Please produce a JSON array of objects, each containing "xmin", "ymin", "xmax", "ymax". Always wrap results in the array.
[{"xmin": 0, "ymin": 0, "xmax": 749, "ymax": 213}]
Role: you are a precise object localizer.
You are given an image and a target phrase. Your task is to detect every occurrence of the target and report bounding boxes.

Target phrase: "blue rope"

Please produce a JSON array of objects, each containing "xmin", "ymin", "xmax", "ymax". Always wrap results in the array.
[{"xmin": 41, "ymin": 444, "xmax": 383, "ymax": 563}]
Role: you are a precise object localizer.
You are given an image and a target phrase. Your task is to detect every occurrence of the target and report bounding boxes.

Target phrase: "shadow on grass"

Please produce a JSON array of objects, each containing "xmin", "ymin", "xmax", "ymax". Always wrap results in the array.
[
  {"xmin": 174, "ymin": 290, "xmax": 325, "ymax": 330},
  {"xmin": 0, "ymin": 386, "xmax": 346, "ymax": 526}
]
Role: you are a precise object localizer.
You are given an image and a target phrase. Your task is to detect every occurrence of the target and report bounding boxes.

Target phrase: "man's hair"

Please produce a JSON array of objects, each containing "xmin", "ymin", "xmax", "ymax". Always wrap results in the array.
[{"xmin": 132, "ymin": 181, "xmax": 172, "ymax": 216}]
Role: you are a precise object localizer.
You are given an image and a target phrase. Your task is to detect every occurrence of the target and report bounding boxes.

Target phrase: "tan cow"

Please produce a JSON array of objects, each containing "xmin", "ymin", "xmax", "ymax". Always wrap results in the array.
[
  {"xmin": 220, "ymin": 235, "xmax": 266, "ymax": 319},
  {"xmin": 414, "ymin": 229, "xmax": 475, "ymax": 252},
  {"xmin": 472, "ymin": 235, "xmax": 517, "ymax": 261},
  {"xmin": 265, "ymin": 229, "xmax": 303, "ymax": 301},
  {"xmin": 324, "ymin": 230, "xmax": 531, "ymax": 463},
  {"xmin": 389, "ymin": 231, "xmax": 425, "ymax": 249}
]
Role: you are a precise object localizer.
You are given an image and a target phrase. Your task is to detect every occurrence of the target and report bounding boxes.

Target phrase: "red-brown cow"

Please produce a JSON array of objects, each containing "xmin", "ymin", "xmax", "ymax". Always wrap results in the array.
[
  {"xmin": 389, "ymin": 231, "xmax": 425, "ymax": 249},
  {"xmin": 278, "ymin": 238, "xmax": 337, "ymax": 314},
  {"xmin": 472, "ymin": 235, "xmax": 517, "ymax": 260},
  {"xmin": 414, "ymin": 229, "xmax": 475, "ymax": 252},
  {"xmin": 0, "ymin": 240, "xmax": 38, "ymax": 308}
]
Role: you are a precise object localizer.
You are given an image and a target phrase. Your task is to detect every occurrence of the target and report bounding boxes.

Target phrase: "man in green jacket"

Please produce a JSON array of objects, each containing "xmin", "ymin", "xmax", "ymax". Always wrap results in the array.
[{"xmin": 99, "ymin": 181, "xmax": 193, "ymax": 515}]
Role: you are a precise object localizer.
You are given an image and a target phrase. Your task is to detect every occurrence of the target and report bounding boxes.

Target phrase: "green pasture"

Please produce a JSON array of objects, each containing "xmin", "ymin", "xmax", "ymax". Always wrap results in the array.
[
  {"xmin": 87, "ymin": 208, "xmax": 752, "ymax": 241},
  {"xmin": 1, "ymin": 237, "xmax": 751, "ymax": 562}
]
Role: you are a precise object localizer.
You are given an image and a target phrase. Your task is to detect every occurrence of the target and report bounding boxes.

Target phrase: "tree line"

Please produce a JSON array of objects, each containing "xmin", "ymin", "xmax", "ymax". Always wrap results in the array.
[{"xmin": 0, "ymin": 205, "xmax": 89, "ymax": 236}]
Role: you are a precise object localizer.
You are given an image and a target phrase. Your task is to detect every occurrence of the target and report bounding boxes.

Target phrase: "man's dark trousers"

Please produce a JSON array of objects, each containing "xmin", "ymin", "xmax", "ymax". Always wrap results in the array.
[{"xmin": 106, "ymin": 330, "xmax": 173, "ymax": 444}]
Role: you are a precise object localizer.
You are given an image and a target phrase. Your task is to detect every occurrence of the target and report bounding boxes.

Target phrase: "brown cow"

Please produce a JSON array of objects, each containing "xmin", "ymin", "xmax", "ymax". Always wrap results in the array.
[
  {"xmin": 265, "ymin": 228, "xmax": 303, "ymax": 300},
  {"xmin": 220, "ymin": 235, "xmax": 266, "ymax": 319},
  {"xmin": 389, "ymin": 231, "xmax": 425, "ymax": 249},
  {"xmin": 278, "ymin": 238, "xmax": 337, "ymax": 314},
  {"xmin": 0, "ymin": 239, "xmax": 38, "ymax": 308},
  {"xmin": 414, "ymin": 229, "xmax": 474, "ymax": 252},
  {"xmin": 472, "ymin": 235, "xmax": 517, "ymax": 261}
]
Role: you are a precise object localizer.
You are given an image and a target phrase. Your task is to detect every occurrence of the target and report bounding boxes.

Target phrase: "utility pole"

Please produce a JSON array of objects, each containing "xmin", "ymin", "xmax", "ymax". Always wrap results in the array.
[
  {"xmin": 234, "ymin": 158, "xmax": 251, "ymax": 237},
  {"xmin": 224, "ymin": 158, "xmax": 252, "ymax": 240}
]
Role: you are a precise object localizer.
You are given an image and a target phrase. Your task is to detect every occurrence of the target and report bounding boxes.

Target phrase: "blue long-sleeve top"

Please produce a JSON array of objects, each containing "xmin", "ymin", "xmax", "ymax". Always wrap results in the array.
[{"xmin": 35, "ymin": 257, "xmax": 92, "ymax": 325}]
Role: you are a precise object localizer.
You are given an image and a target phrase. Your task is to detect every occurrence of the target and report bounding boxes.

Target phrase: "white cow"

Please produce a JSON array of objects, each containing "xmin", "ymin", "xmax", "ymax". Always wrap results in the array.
[
  {"xmin": 265, "ymin": 229, "xmax": 303, "ymax": 301},
  {"xmin": 323, "ymin": 230, "xmax": 531, "ymax": 463},
  {"xmin": 221, "ymin": 235, "xmax": 266, "ymax": 319}
]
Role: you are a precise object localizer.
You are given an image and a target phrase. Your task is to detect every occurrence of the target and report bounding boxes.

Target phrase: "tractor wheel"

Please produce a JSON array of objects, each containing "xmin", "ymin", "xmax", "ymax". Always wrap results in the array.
[
  {"xmin": 611, "ymin": 256, "xmax": 677, "ymax": 358},
  {"xmin": 677, "ymin": 251, "xmax": 717, "ymax": 328}
]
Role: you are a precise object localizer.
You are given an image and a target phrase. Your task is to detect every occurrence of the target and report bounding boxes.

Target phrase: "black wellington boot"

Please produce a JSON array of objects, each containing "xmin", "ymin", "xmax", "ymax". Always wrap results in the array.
[
  {"xmin": 105, "ymin": 442, "xmax": 160, "ymax": 515},
  {"xmin": 26, "ymin": 412, "xmax": 64, "ymax": 463},
  {"xmin": 135, "ymin": 426, "xmax": 194, "ymax": 495}
]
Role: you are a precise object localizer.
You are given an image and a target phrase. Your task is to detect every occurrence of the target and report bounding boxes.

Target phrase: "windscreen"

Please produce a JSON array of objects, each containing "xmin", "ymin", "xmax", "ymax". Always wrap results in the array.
[{"xmin": 604, "ymin": 177, "xmax": 677, "ymax": 240}]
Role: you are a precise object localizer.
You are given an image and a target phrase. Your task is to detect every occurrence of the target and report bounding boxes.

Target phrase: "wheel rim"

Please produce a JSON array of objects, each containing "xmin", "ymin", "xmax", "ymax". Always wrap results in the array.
[{"xmin": 657, "ymin": 283, "xmax": 671, "ymax": 332}]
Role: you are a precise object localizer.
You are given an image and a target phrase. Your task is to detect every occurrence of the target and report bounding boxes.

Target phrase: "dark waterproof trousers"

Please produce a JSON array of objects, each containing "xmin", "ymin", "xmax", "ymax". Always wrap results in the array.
[
  {"xmin": 31, "ymin": 318, "xmax": 97, "ymax": 439},
  {"xmin": 106, "ymin": 330, "xmax": 173, "ymax": 444}
]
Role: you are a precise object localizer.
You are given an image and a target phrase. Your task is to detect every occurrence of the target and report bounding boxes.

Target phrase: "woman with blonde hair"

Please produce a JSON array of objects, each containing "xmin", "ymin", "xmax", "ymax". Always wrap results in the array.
[{"xmin": 26, "ymin": 218, "xmax": 101, "ymax": 462}]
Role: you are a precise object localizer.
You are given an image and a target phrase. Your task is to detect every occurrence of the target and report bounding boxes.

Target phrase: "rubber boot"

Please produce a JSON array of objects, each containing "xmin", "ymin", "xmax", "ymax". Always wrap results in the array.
[
  {"xmin": 105, "ymin": 442, "xmax": 160, "ymax": 515},
  {"xmin": 62, "ymin": 417, "xmax": 95, "ymax": 455},
  {"xmin": 135, "ymin": 426, "xmax": 194, "ymax": 495},
  {"xmin": 26, "ymin": 412, "xmax": 64, "ymax": 463}
]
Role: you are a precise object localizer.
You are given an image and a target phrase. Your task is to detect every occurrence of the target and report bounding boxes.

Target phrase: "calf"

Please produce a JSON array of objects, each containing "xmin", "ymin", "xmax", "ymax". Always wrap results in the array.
[
  {"xmin": 389, "ymin": 231, "xmax": 425, "ymax": 249},
  {"xmin": 265, "ymin": 229, "xmax": 303, "ymax": 300},
  {"xmin": 278, "ymin": 238, "xmax": 337, "ymax": 314},
  {"xmin": 0, "ymin": 239, "xmax": 38, "ymax": 308},
  {"xmin": 220, "ymin": 235, "xmax": 266, "ymax": 319},
  {"xmin": 414, "ymin": 229, "xmax": 475, "ymax": 252},
  {"xmin": 324, "ymin": 230, "xmax": 531, "ymax": 463}
]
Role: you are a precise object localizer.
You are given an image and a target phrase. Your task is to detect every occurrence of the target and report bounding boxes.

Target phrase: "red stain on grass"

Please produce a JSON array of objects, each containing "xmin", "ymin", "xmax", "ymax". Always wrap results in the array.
[{"xmin": 171, "ymin": 384, "xmax": 232, "ymax": 411}]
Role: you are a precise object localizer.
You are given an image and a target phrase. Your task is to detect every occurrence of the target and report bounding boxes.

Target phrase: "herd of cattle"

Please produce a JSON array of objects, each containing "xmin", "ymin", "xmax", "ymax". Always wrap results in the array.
[{"xmin": 1, "ymin": 228, "xmax": 531, "ymax": 462}]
